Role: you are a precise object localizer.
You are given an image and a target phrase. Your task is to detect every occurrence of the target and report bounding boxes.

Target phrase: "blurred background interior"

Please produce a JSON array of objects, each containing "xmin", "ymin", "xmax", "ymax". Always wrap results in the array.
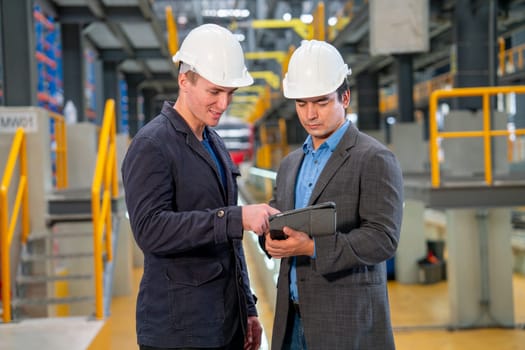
[{"xmin": 1, "ymin": 0, "xmax": 525, "ymax": 349}]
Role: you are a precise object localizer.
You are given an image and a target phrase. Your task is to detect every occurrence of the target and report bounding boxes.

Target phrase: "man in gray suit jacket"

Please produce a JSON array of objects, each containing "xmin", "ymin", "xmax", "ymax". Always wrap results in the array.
[{"xmin": 261, "ymin": 40, "xmax": 404, "ymax": 349}]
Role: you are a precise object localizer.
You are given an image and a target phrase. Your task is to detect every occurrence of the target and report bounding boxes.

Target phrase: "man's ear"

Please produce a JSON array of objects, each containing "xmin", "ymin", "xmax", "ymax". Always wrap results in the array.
[
  {"xmin": 178, "ymin": 73, "xmax": 187, "ymax": 91},
  {"xmin": 343, "ymin": 90, "xmax": 350, "ymax": 108}
]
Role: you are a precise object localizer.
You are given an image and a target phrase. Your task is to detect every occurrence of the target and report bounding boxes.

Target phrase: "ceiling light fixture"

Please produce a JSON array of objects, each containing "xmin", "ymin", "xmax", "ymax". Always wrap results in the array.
[{"xmin": 202, "ymin": 9, "xmax": 250, "ymax": 18}]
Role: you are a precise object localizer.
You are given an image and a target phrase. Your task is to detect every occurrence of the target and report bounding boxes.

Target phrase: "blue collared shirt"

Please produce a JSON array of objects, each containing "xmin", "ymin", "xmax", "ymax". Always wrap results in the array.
[
  {"xmin": 290, "ymin": 120, "xmax": 349, "ymax": 302},
  {"xmin": 201, "ymin": 128, "xmax": 227, "ymax": 190}
]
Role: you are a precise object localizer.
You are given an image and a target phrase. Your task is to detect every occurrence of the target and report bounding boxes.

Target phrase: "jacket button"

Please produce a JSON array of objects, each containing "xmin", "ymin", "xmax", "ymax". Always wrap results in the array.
[{"xmin": 217, "ymin": 210, "xmax": 225, "ymax": 218}]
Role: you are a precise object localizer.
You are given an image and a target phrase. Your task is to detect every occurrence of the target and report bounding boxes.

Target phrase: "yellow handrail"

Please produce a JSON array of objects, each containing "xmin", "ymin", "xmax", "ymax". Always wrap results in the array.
[
  {"xmin": 380, "ymin": 72, "xmax": 453, "ymax": 114},
  {"xmin": 499, "ymin": 36, "xmax": 525, "ymax": 75},
  {"xmin": 380, "ymin": 36, "xmax": 525, "ymax": 115},
  {"xmin": 429, "ymin": 86, "xmax": 525, "ymax": 188},
  {"xmin": 499, "ymin": 37, "xmax": 506, "ymax": 75},
  {"xmin": 48, "ymin": 112, "xmax": 68, "ymax": 189},
  {"xmin": 1, "ymin": 128, "xmax": 30, "ymax": 323},
  {"xmin": 91, "ymin": 99, "xmax": 118, "ymax": 320}
]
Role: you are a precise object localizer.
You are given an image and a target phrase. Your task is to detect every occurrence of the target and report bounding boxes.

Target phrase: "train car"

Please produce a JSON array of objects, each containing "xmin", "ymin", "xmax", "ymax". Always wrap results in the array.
[{"xmin": 213, "ymin": 116, "xmax": 254, "ymax": 165}]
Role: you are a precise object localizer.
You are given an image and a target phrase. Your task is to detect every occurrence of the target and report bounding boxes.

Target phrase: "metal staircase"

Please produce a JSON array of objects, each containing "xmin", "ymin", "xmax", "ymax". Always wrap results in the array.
[
  {"xmin": 1, "ymin": 99, "xmax": 120, "ymax": 323},
  {"xmin": 11, "ymin": 188, "xmax": 122, "ymax": 320}
]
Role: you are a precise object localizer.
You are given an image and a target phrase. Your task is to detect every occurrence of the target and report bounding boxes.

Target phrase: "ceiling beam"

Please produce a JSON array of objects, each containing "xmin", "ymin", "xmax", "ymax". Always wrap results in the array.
[
  {"xmin": 86, "ymin": 0, "xmax": 105, "ymax": 19},
  {"xmin": 138, "ymin": 0, "xmax": 169, "ymax": 57},
  {"xmin": 100, "ymin": 48, "xmax": 165, "ymax": 62},
  {"xmin": 58, "ymin": 6, "xmax": 146, "ymax": 23}
]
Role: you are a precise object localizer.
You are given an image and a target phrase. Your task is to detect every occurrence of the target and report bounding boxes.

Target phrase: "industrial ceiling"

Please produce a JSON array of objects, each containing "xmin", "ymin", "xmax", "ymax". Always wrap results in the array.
[{"xmin": 35, "ymin": 0, "xmax": 525, "ymax": 121}]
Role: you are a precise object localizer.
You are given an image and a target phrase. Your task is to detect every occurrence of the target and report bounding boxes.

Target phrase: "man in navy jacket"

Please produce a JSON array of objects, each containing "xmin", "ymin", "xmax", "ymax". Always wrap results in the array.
[{"xmin": 121, "ymin": 24, "xmax": 278, "ymax": 350}]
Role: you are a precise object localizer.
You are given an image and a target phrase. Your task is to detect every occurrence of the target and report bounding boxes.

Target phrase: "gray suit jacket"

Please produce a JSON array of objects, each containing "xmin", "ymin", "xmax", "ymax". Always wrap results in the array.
[{"xmin": 269, "ymin": 123, "xmax": 403, "ymax": 350}]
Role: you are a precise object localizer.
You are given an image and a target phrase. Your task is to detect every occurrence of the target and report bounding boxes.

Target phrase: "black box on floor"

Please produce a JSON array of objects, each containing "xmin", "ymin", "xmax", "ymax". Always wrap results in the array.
[{"xmin": 418, "ymin": 261, "xmax": 445, "ymax": 284}]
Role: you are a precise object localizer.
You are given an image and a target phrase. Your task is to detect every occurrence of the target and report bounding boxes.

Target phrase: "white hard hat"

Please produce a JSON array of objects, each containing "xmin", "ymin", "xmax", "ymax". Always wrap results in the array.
[
  {"xmin": 173, "ymin": 24, "xmax": 253, "ymax": 88},
  {"xmin": 283, "ymin": 40, "xmax": 351, "ymax": 99}
]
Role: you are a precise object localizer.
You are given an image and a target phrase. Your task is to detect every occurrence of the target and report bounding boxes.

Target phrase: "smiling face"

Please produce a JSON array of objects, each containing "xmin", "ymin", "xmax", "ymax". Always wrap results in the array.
[
  {"xmin": 295, "ymin": 89, "xmax": 350, "ymax": 149},
  {"xmin": 175, "ymin": 71, "xmax": 237, "ymax": 139}
]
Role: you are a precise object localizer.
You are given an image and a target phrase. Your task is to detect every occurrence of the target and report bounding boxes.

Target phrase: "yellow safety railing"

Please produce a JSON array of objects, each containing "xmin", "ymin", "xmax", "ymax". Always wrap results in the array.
[
  {"xmin": 1, "ymin": 128, "xmax": 30, "ymax": 323},
  {"xmin": 91, "ymin": 99, "xmax": 118, "ymax": 319},
  {"xmin": 379, "ymin": 93, "xmax": 398, "ymax": 114},
  {"xmin": 380, "ymin": 36, "xmax": 525, "ymax": 115},
  {"xmin": 413, "ymin": 73, "xmax": 454, "ymax": 105},
  {"xmin": 49, "ymin": 112, "xmax": 68, "ymax": 189},
  {"xmin": 499, "ymin": 37, "xmax": 525, "ymax": 75},
  {"xmin": 380, "ymin": 72, "xmax": 453, "ymax": 114},
  {"xmin": 255, "ymin": 117, "xmax": 289, "ymax": 171},
  {"xmin": 429, "ymin": 86, "xmax": 525, "ymax": 188},
  {"xmin": 247, "ymin": 85, "xmax": 272, "ymax": 124}
]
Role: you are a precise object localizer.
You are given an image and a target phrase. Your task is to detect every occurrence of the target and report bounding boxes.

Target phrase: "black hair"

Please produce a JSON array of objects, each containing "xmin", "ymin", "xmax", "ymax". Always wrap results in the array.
[{"xmin": 336, "ymin": 78, "xmax": 350, "ymax": 102}]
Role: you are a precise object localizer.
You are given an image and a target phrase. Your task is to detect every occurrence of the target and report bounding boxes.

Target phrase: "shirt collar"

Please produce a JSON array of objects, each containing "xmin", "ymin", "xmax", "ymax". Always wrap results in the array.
[{"xmin": 302, "ymin": 119, "xmax": 350, "ymax": 154}]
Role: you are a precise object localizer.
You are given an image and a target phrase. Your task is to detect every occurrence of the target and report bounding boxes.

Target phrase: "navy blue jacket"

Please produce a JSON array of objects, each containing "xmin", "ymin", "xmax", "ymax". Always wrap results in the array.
[{"xmin": 121, "ymin": 102, "xmax": 256, "ymax": 348}]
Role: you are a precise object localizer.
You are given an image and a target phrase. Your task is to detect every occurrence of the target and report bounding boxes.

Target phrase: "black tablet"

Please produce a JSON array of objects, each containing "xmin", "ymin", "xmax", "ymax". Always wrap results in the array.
[{"xmin": 269, "ymin": 202, "xmax": 336, "ymax": 240}]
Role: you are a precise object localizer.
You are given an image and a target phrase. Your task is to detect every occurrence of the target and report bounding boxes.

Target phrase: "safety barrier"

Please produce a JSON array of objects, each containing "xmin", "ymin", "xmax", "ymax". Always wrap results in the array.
[
  {"xmin": 380, "ymin": 37, "xmax": 523, "ymax": 115},
  {"xmin": 429, "ymin": 86, "xmax": 525, "ymax": 187},
  {"xmin": 499, "ymin": 38, "xmax": 525, "ymax": 75},
  {"xmin": 91, "ymin": 99, "xmax": 118, "ymax": 319},
  {"xmin": 1, "ymin": 128, "xmax": 30, "ymax": 322}
]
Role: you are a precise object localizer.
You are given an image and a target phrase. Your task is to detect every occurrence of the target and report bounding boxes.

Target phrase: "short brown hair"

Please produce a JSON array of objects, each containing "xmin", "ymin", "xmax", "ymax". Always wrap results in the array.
[{"xmin": 185, "ymin": 70, "xmax": 199, "ymax": 84}]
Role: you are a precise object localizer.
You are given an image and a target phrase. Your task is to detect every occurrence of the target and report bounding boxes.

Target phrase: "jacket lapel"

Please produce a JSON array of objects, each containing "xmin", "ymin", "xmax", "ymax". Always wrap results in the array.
[
  {"xmin": 164, "ymin": 106, "xmax": 228, "ymax": 203},
  {"xmin": 283, "ymin": 150, "xmax": 304, "ymax": 210},
  {"xmin": 308, "ymin": 124, "xmax": 359, "ymax": 205}
]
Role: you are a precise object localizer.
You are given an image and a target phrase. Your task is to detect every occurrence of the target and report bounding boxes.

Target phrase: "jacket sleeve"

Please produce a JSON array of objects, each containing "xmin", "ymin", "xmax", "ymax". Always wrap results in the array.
[
  {"xmin": 233, "ymin": 240, "xmax": 259, "ymax": 316},
  {"xmin": 121, "ymin": 135, "xmax": 243, "ymax": 255}
]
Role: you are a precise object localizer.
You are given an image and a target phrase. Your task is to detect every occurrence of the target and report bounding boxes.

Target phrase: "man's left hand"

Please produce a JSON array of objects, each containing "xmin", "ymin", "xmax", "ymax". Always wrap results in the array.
[
  {"xmin": 244, "ymin": 315, "xmax": 262, "ymax": 350},
  {"xmin": 265, "ymin": 227, "xmax": 315, "ymax": 258}
]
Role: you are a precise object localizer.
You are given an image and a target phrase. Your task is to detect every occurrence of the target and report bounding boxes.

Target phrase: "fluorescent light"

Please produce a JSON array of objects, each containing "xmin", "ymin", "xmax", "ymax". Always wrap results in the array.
[
  {"xmin": 177, "ymin": 15, "xmax": 188, "ymax": 25},
  {"xmin": 233, "ymin": 33, "xmax": 245, "ymax": 42},
  {"xmin": 300, "ymin": 14, "xmax": 313, "ymax": 24},
  {"xmin": 202, "ymin": 8, "xmax": 250, "ymax": 18}
]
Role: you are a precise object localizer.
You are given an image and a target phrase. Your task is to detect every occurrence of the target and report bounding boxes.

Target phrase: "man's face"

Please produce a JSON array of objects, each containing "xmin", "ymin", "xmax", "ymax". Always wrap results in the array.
[
  {"xmin": 295, "ymin": 90, "xmax": 350, "ymax": 149},
  {"xmin": 179, "ymin": 72, "xmax": 237, "ymax": 128}
]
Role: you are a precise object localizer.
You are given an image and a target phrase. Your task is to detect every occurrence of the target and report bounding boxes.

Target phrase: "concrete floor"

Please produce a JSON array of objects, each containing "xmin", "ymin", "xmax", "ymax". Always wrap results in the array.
[{"xmin": 0, "ymin": 316, "xmax": 104, "ymax": 350}]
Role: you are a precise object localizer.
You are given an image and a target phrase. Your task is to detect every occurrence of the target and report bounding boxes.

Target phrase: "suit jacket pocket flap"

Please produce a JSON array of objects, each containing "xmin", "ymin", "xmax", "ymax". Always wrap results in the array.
[{"xmin": 166, "ymin": 261, "xmax": 224, "ymax": 287}]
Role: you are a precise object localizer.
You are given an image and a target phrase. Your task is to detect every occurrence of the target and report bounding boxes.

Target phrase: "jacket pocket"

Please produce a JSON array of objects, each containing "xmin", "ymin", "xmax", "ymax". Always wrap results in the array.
[{"xmin": 166, "ymin": 261, "xmax": 226, "ymax": 329}]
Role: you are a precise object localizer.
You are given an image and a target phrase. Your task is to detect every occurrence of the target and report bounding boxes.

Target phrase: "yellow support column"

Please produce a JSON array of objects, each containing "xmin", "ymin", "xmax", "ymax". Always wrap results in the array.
[
  {"xmin": 256, "ymin": 125, "xmax": 272, "ymax": 169},
  {"xmin": 313, "ymin": 2, "xmax": 325, "ymax": 40},
  {"xmin": 165, "ymin": 6, "xmax": 179, "ymax": 58},
  {"xmin": 278, "ymin": 118, "xmax": 289, "ymax": 160},
  {"xmin": 281, "ymin": 45, "xmax": 295, "ymax": 80},
  {"xmin": 54, "ymin": 268, "xmax": 70, "ymax": 316}
]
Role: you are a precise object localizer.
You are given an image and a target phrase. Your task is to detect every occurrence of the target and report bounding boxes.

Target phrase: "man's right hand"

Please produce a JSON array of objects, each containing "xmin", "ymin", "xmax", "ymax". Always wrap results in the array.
[{"xmin": 242, "ymin": 204, "xmax": 280, "ymax": 235}]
